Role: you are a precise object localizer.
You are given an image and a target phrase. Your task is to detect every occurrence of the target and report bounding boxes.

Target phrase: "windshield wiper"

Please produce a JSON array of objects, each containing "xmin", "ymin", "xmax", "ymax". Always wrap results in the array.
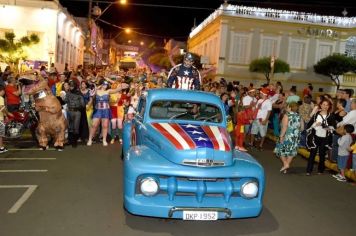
[{"xmin": 169, "ymin": 112, "xmax": 188, "ymax": 120}]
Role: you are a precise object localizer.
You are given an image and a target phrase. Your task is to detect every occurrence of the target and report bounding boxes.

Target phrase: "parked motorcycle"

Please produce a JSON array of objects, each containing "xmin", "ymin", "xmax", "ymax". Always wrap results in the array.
[{"xmin": 5, "ymin": 104, "xmax": 39, "ymax": 141}]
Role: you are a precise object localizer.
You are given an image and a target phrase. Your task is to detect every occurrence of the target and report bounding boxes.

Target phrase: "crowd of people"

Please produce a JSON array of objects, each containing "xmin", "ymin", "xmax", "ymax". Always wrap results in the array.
[
  {"xmin": 228, "ymin": 82, "xmax": 356, "ymax": 182},
  {"xmin": 0, "ymin": 53, "xmax": 355, "ymax": 183}
]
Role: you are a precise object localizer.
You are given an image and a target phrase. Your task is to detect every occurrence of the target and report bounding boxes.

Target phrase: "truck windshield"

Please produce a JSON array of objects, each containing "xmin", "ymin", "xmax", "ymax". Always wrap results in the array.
[{"xmin": 150, "ymin": 100, "xmax": 222, "ymax": 123}]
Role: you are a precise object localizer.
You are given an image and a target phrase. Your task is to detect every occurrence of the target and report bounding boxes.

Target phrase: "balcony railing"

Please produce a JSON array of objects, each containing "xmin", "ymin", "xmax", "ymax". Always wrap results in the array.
[{"xmin": 190, "ymin": 4, "xmax": 356, "ymax": 38}]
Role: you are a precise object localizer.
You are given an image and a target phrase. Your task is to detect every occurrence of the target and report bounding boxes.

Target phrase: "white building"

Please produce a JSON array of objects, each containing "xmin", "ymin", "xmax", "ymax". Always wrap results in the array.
[
  {"xmin": 188, "ymin": 4, "xmax": 356, "ymax": 93},
  {"xmin": 0, "ymin": 0, "xmax": 85, "ymax": 72}
]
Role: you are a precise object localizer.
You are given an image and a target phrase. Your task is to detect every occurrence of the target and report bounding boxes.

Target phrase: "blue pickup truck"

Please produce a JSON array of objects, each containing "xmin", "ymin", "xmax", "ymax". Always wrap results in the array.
[{"xmin": 122, "ymin": 89, "xmax": 265, "ymax": 220}]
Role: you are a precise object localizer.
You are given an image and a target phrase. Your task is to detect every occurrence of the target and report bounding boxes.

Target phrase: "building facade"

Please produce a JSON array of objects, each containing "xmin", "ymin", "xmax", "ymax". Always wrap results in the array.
[
  {"xmin": 188, "ymin": 4, "xmax": 356, "ymax": 93},
  {"xmin": 0, "ymin": 0, "xmax": 85, "ymax": 72}
]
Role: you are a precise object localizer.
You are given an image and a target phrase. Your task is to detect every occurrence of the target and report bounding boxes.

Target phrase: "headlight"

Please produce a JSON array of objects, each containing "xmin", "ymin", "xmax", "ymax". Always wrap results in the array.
[
  {"xmin": 140, "ymin": 177, "xmax": 159, "ymax": 196},
  {"xmin": 241, "ymin": 181, "xmax": 258, "ymax": 199}
]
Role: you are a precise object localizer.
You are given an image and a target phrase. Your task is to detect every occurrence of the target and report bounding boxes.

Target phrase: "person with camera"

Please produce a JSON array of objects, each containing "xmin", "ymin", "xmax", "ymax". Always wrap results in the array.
[
  {"xmin": 5, "ymin": 75, "xmax": 22, "ymax": 112},
  {"xmin": 306, "ymin": 99, "xmax": 336, "ymax": 175}
]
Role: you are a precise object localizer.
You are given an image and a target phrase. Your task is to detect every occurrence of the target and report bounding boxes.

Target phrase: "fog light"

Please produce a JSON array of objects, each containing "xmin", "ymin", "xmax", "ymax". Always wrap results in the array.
[
  {"xmin": 241, "ymin": 181, "xmax": 258, "ymax": 199},
  {"xmin": 140, "ymin": 177, "xmax": 159, "ymax": 196}
]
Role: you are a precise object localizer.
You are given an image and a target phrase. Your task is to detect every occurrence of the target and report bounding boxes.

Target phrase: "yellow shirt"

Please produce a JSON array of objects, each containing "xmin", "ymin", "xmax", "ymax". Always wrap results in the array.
[
  {"xmin": 55, "ymin": 82, "xmax": 63, "ymax": 97},
  {"xmin": 351, "ymin": 143, "xmax": 356, "ymax": 154},
  {"xmin": 109, "ymin": 93, "xmax": 120, "ymax": 106}
]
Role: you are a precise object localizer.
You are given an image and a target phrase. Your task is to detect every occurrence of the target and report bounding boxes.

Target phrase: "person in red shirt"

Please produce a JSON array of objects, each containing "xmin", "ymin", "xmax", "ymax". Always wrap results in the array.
[
  {"xmin": 47, "ymin": 71, "xmax": 59, "ymax": 89},
  {"xmin": 5, "ymin": 76, "xmax": 21, "ymax": 112},
  {"xmin": 302, "ymin": 83, "xmax": 313, "ymax": 98}
]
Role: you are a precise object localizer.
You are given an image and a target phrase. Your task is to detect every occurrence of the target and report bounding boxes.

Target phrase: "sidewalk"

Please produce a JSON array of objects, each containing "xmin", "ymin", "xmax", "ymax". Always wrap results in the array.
[{"xmin": 266, "ymin": 133, "xmax": 356, "ymax": 182}]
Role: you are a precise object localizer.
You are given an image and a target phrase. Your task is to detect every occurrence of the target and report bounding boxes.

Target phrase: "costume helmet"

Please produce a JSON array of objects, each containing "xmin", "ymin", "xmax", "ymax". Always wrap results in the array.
[{"xmin": 184, "ymin": 52, "xmax": 194, "ymax": 62}]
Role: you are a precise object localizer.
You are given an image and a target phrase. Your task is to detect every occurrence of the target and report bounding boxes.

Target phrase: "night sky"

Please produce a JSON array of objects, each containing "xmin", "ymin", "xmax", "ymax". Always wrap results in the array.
[{"xmin": 60, "ymin": 0, "xmax": 355, "ymax": 44}]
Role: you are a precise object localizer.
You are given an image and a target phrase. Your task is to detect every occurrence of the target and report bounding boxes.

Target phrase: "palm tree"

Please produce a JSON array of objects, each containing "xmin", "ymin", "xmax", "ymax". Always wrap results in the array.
[{"xmin": 0, "ymin": 32, "xmax": 40, "ymax": 73}]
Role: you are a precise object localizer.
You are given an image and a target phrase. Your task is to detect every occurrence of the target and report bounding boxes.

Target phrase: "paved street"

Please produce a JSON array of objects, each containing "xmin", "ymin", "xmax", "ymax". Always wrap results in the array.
[{"xmin": 0, "ymin": 139, "xmax": 355, "ymax": 236}]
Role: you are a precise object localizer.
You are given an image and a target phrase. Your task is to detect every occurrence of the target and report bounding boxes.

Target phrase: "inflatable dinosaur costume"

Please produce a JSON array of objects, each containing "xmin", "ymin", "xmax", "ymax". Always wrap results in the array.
[{"xmin": 20, "ymin": 74, "xmax": 67, "ymax": 150}]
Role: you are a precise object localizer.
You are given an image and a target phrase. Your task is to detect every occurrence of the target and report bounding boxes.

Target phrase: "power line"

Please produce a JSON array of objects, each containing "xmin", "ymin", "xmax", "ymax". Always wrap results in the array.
[{"xmin": 97, "ymin": 18, "xmax": 188, "ymax": 39}]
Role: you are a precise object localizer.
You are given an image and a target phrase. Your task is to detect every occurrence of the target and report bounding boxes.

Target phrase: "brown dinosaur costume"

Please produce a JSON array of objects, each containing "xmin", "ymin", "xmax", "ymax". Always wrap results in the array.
[{"xmin": 20, "ymin": 74, "xmax": 67, "ymax": 150}]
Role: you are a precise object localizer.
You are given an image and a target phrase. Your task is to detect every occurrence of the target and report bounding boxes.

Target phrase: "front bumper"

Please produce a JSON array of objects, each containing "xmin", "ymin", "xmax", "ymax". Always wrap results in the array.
[{"xmin": 125, "ymin": 194, "xmax": 262, "ymax": 219}]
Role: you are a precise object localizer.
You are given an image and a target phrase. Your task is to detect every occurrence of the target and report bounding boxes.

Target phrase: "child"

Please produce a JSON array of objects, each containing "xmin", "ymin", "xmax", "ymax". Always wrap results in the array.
[
  {"xmin": 332, "ymin": 124, "xmax": 354, "ymax": 182},
  {"xmin": 0, "ymin": 85, "xmax": 8, "ymax": 153}
]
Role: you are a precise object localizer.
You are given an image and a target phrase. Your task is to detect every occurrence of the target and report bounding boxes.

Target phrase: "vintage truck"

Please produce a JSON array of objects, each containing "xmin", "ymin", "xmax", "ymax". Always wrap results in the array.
[{"xmin": 122, "ymin": 89, "xmax": 265, "ymax": 220}]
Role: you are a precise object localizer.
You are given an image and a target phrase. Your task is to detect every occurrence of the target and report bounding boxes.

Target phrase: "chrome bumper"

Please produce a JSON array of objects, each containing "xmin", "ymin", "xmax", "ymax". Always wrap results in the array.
[{"xmin": 168, "ymin": 207, "xmax": 232, "ymax": 218}]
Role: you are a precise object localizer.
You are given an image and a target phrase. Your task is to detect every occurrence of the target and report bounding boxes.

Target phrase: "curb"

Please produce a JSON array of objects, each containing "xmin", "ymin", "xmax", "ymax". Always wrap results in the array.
[{"xmin": 266, "ymin": 133, "xmax": 356, "ymax": 182}]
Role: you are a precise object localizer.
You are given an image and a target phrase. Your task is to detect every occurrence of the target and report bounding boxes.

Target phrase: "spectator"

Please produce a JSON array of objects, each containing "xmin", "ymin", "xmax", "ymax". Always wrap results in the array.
[
  {"xmin": 52, "ymin": 73, "xmax": 67, "ymax": 99},
  {"xmin": 332, "ymin": 124, "xmax": 354, "ymax": 182},
  {"xmin": 337, "ymin": 99, "xmax": 356, "ymax": 135},
  {"xmin": 242, "ymin": 88, "xmax": 257, "ymax": 144},
  {"xmin": 220, "ymin": 92, "xmax": 230, "ymax": 114},
  {"xmin": 80, "ymin": 81, "xmax": 93, "ymax": 129},
  {"xmin": 299, "ymin": 95, "xmax": 313, "ymax": 147},
  {"xmin": 286, "ymin": 86, "xmax": 300, "ymax": 104},
  {"xmin": 302, "ymin": 83, "xmax": 313, "ymax": 98},
  {"xmin": 343, "ymin": 89, "xmax": 354, "ymax": 112},
  {"xmin": 1, "ymin": 66, "xmax": 12, "ymax": 84},
  {"xmin": 5, "ymin": 76, "xmax": 21, "ymax": 112},
  {"xmin": 330, "ymin": 99, "xmax": 348, "ymax": 162},
  {"xmin": 64, "ymin": 80, "xmax": 85, "ymax": 147},
  {"xmin": 250, "ymin": 88, "xmax": 272, "ymax": 151},
  {"xmin": 306, "ymin": 99, "xmax": 336, "ymax": 175},
  {"xmin": 0, "ymin": 85, "xmax": 8, "ymax": 153},
  {"xmin": 40, "ymin": 65, "xmax": 48, "ymax": 79},
  {"xmin": 275, "ymin": 102, "xmax": 303, "ymax": 173},
  {"xmin": 310, "ymin": 95, "xmax": 323, "ymax": 117},
  {"xmin": 271, "ymin": 88, "xmax": 285, "ymax": 137}
]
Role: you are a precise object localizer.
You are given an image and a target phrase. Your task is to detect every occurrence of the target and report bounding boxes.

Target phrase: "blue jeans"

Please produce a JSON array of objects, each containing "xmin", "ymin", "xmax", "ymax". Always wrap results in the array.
[{"xmin": 272, "ymin": 113, "xmax": 280, "ymax": 137}]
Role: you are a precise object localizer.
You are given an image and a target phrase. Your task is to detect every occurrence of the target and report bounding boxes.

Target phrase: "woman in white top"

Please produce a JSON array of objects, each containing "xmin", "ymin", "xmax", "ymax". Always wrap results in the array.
[{"xmin": 306, "ymin": 99, "xmax": 336, "ymax": 175}]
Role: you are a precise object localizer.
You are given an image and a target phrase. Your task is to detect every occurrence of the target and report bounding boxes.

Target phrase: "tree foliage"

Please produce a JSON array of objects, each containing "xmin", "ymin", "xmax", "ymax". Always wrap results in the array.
[
  {"xmin": 148, "ymin": 52, "xmax": 171, "ymax": 69},
  {"xmin": 0, "ymin": 32, "xmax": 40, "ymax": 72},
  {"xmin": 148, "ymin": 50, "xmax": 202, "ymax": 70},
  {"xmin": 249, "ymin": 57, "xmax": 290, "ymax": 84},
  {"xmin": 314, "ymin": 53, "xmax": 356, "ymax": 89}
]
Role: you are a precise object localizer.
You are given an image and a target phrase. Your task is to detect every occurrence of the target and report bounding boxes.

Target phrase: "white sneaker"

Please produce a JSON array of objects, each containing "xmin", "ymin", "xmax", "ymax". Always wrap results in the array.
[
  {"xmin": 336, "ymin": 176, "xmax": 347, "ymax": 182},
  {"xmin": 87, "ymin": 140, "xmax": 92, "ymax": 146},
  {"xmin": 332, "ymin": 174, "xmax": 343, "ymax": 179},
  {"xmin": 0, "ymin": 147, "xmax": 8, "ymax": 153},
  {"xmin": 103, "ymin": 141, "xmax": 108, "ymax": 147}
]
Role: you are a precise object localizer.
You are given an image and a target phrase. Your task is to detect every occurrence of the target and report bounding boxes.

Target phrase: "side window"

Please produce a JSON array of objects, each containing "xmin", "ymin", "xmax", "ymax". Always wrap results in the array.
[{"xmin": 137, "ymin": 97, "xmax": 146, "ymax": 118}]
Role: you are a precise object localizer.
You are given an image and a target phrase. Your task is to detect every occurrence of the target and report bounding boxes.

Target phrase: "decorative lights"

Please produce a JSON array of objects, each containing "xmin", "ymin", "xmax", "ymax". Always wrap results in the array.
[{"xmin": 190, "ymin": 4, "xmax": 356, "ymax": 38}]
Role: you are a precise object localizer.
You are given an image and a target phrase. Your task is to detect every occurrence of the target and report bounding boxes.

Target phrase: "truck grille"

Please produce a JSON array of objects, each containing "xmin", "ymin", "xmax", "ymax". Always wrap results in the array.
[{"xmin": 137, "ymin": 176, "xmax": 255, "ymax": 203}]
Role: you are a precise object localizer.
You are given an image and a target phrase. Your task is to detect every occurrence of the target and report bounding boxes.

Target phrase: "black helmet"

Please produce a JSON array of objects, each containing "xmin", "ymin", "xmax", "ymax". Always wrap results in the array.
[
  {"xmin": 184, "ymin": 52, "xmax": 194, "ymax": 62},
  {"xmin": 68, "ymin": 80, "xmax": 77, "ymax": 88}
]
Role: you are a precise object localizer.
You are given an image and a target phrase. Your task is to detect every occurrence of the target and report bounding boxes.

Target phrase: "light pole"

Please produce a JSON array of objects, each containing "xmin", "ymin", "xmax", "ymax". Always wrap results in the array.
[{"xmin": 88, "ymin": 0, "xmax": 127, "ymax": 67}]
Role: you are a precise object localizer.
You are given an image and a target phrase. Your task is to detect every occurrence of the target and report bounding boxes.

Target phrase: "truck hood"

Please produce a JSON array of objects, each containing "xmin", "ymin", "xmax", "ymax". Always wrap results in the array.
[{"xmin": 148, "ymin": 123, "xmax": 233, "ymax": 167}]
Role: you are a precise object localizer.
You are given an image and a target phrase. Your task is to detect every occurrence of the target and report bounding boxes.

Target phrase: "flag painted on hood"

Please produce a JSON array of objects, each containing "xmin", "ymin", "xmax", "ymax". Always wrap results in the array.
[{"xmin": 151, "ymin": 123, "xmax": 230, "ymax": 151}]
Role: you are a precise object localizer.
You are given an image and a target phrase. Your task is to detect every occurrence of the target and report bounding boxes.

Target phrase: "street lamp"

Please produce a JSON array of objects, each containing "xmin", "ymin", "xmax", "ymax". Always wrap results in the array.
[
  {"xmin": 93, "ymin": 0, "xmax": 128, "ymax": 22},
  {"xmin": 112, "ymin": 28, "xmax": 131, "ymax": 41}
]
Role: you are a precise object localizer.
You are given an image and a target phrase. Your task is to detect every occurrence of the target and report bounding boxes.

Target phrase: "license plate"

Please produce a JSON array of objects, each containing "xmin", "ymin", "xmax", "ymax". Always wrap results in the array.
[{"xmin": 183, "ymin": 211, "xmax": 218, "ymax": 221}]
